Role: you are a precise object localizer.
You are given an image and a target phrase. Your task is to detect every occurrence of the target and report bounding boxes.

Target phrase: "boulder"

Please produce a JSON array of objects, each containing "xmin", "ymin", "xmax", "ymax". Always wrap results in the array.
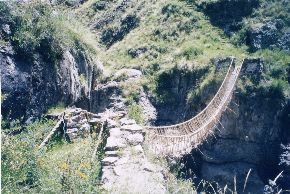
[
  {"xmin": 246, "ymin": 20, "xmax": 290, "ymax": 52},
  {"xmin": 211, "ymin": 57, "xmax": 233, "ymax": 72},
  {"xmin": 241, "ymin": 58, "xmax": 264, "ymax": 78},
  {"xmin": 105, "ymin": 136, "xmax": 127, "ymax": 151},
  {"xmin": 114, "ymin": 68, "xmax": 142, "ymax": 81},
  {"xmin": 128, "ymin": 47, "xmax": 148, "ymax": 58},
  {"xmin": 126, "ymin": 133, "xmax": 144, "ymax": 146}
]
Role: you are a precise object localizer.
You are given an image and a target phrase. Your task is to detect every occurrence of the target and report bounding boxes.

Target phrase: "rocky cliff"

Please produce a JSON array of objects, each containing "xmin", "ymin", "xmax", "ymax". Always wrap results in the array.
[{"xmin": 1, "ymin": 44, "xmax": 101, "ymax": 122}]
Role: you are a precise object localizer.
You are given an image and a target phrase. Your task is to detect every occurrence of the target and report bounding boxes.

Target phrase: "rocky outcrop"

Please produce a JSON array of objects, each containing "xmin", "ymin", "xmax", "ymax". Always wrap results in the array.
[
  {"xmin": 63, "ymin": 108, "xmax": 104, "ymax": 141},
  {"xmin": 1, "ymin": 44, "xmax": 100, "ymax": 121},
  {"xmin": 246, "ymin": 20, "xmax": 290, "ymax": 52},
  {"xmin": 90, "ymin": 68, "xmax": 157, "ymax": 125},
  {"xmin": 199, "ymin": 0, "xmax": 259, "ymax": 35},
  {"xmin": 152, "ymin": 63, "xmax": 210, "ymax": 125},
  {"xmin": 278, "ymin": 144, "xmax": 290, "ymax": 189}
]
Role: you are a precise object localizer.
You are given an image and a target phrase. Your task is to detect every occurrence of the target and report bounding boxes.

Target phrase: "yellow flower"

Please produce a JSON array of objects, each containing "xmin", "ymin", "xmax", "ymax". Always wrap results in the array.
[
  {"xmin": 59, "ymin": 162, "xmax": 69, "ymax": 171},
  {"xmin": 80, "ymin": 161, "xmax": 89, "ymax": 168},
  {"xmin": 76, "ymin": 170, "xmax": 87, "ymax": 179}
]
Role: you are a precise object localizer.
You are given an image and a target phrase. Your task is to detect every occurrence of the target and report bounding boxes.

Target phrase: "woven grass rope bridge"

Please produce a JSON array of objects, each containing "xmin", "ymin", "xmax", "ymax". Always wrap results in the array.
[{"xmin": 145, "ymin": 58, "xmax": 243, "ymax": 156}]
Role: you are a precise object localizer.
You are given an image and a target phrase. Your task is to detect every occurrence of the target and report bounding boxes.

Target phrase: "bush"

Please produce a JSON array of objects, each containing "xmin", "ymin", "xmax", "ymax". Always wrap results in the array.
[
  {"xmin": 101, "ymin": 15, "xmax": 140, "ymax": 47},
  {"xmin": 264, "ymin": 79, "xmax": 287, "ymax": 100},
  {"xmin": 182, "ymin": 46, "xmax": 203, "ymax": 60},
  {"xmin": 162, "ymin": 3, "xmax": 192, "ymax": 18},
  {"xmin": 128, "ymin": 102, "xmax": 144, "ymax": 125}
]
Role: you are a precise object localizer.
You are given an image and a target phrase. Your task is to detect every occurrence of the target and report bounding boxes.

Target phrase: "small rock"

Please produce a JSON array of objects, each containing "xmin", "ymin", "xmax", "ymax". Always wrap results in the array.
[
  {"xmin": 115, "ymin": 156, "xmax": 129, "ymax": 166},
  {"xmin": 114, "ymin": 69, "xmax": 142, "ymax": 81},
  {"xmin": 102, "ymin": 157, "xmax": 119, "ymax": 166},
  {"xmin": 2, "ymin": 24, "xmax": 11, "ymax": 35},
  {"xmin": 120, "ymin": 118, "xmax": 136, "ymax": 126},
  {"xmin": 101, "ymin": 167, "xmax": 116, "ymax": 184},
  {"xmin": 143, "ymin": 162, "xmax": 156, "ymax": 172},
  {"xmin": 71, "ymin": 115, "xmax": 82, "ymax": 122},
  {"xmin": 67, "ymin": 128, "xmax": 78, "ymax": 133},
  {"xmin": 89, "ymin": 118, "xmax": 101, "ymax": 126},
  {"xmin": 106, "ymin": 119, "xmax": 118, "ymax": 128},
  {"xmin": 132, "ymin": 144, "xmax": 144, "ymax": 154},
  {"xmin": 79, "ymin": 123, "xmax": 90, "ymax": 132},
  {"xmin": 126, "ymin": 133, "xmax": 144, "ymax": 145},
  {"xmin": 143, "ymin": 162, "xmax": 163, "ymax": 173},
  {"xmin": 109, "ymin": 128, "xmax": 122, "ymax": 137},
  {"xmin": 113, "ymin": 165, "xmax": 124, "ymax": 176},
  {"xmin": 117, "ymin": 111, "xmax": 127, "ymax": 118}
]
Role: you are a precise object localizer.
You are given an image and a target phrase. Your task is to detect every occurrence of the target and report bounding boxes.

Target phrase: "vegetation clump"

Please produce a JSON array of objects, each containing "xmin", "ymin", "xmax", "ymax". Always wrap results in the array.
[
  {"xmin": 101, "ymin": 14, "xmax": 140, "ymax": 47},
  {"xmin": 0, "ymin": 1, "xmax": 96, "ymax": 64}
]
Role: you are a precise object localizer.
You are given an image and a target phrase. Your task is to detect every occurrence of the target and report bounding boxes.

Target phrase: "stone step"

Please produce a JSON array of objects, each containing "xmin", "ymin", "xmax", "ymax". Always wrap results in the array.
[
  {"xmin": 101, "ymin": 156, "xmax": 119, "ymax": 166},
  {"xmin": 121, "ymin": 124, "xmax": 143, "ymax": 133}
]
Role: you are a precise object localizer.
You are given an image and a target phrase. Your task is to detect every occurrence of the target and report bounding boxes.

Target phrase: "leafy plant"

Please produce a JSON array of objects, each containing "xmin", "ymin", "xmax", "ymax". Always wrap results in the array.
[{"xmin": 128, "ymin": 102, "xmax": 144, "ymax": 125}]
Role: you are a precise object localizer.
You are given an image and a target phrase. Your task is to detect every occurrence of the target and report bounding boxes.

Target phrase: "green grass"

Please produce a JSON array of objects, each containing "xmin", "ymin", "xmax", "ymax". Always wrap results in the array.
[
  {"xmin": 1, "ymin": 119, "xmax": 103, "ymax": 194},
  {"xmin": 47, "ymin": 102, "xmax": 66, "ymax": 114},
  {"xmin": 0, "ymin": 1, "xmax": 99, "ymax": 65},
  {"xmin": 128, "ymin": 102, "xmax": 145, "ymax": 125}
]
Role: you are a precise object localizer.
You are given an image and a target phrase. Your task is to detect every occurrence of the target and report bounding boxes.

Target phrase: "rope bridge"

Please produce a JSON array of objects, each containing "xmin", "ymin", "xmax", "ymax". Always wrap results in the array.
[{"xmin": 145, "ymin": 58, "xmax": 243, "ymax": 156}]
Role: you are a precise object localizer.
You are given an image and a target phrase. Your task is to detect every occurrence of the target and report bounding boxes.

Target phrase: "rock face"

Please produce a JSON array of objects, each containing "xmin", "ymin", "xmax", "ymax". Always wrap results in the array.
[
  {"xmin": 278, "ymin": 144, "xmax": 290, "ymax": 189},
  {"xmin": 200, "ymin": 0, "xmax": 259, "ymax": 35},
  {"xmin": 152, "ymin": 63, "xmax": 209, "ymax": 125},
  {"xmin": 90, "ymin": 68, "xmax": 157, "ymax": 125},
  {"xmin": 246, "ymin": 20, "xmax": 290, "ymax": 52},
  {"xmin": 1, "ymin": 44, "xmax": 100, "ymax": 121},
  {"xmin": 194, "ymin": 59, "xmax": 284, "ymax": 192}
]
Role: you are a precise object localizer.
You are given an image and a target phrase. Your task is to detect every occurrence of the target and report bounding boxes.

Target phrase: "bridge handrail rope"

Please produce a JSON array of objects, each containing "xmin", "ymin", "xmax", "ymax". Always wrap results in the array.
[
  {"xmin": 145, "ymin": 58, "xmax": 244, "ymax": 155},
  {"xmin": 146, "ymin": 58, "xmax": 236, "ymax": 132}
]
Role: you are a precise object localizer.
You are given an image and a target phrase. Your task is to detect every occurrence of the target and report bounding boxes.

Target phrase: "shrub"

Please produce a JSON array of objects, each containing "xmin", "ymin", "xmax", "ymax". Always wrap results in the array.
[
  {"xmin": 101, "ymin": 14, "xmax": 140, "ymax": 47},
  {"xmin": 265, "ymin": 79, "xmax": 287, "ymax": 100},
  {"xmin": 128, "ymin": 102, "xmax": 144, "ymax": 125},
  {"xmin": 47, "ymin": 102, "xmax": 66, "ymax": 114},
  {"xmin": 162, "ymin": 3, "xmax": 192, "ymax": 18},
  {"xmin": 182, "ymin": 46, "xmax": 203, "ymax": 60}
]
